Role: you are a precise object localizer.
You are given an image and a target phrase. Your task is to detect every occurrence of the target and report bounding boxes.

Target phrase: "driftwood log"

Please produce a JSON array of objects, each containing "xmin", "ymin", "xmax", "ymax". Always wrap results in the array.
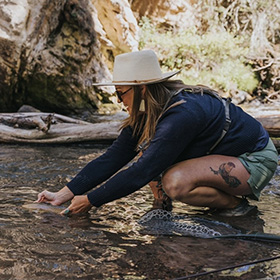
[
  {"xmin": 256, "ymin": 116, "xmax": 280, "ymax": 137},
  {"xmin": 0, "ymin": 113, "xmax": 121, "ymax": 144},
  {"xmin": 0, "ymin": 112, "xmax": 279, "ymax": 151},
  {"xmin": 255, "ymin": 115, "xmax": 280, "ymax": 151}
]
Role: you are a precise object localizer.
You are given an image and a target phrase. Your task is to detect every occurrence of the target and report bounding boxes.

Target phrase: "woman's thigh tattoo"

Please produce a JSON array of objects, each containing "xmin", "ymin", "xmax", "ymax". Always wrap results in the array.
[{"xmin": 210, "ymin": 162, "xmax": 241, "ymax": 188}]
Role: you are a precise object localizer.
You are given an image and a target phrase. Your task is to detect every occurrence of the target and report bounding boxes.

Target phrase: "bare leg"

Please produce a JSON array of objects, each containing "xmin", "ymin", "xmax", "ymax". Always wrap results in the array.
[
  {"xmin": 149, "ymin": 180, "xmax": 172, "ymax": 211},
  {"xmin": 140, "ymin": 149, "xmax": 172, "ymax": 210},
  {"xmin": 162, "ymin": 155, "xmax": 252, "ymax": 209}
]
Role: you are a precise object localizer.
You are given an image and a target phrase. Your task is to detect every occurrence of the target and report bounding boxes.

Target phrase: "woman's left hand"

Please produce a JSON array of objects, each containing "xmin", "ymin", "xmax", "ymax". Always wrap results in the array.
[{"xmin": 61, "ymin": 195, "xmax": 93, "ymax": 215}]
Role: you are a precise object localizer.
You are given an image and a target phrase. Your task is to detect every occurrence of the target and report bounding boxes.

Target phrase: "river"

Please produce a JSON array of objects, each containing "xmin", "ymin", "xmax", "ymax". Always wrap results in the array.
[{"xmin": 0, "ymin": 143, "xmax": 279, "ymax": 279}]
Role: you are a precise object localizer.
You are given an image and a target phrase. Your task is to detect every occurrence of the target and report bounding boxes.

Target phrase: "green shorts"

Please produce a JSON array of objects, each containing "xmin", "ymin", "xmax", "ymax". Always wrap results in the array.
[{"xmin": 238, "ymin": 138, "xmax": 279, "ymax": 200}]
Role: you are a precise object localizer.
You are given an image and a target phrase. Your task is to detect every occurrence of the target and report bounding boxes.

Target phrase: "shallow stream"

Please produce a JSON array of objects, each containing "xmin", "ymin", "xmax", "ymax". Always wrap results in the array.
[{"xmin": 0, "ymin": 143, "xmax": 280, "ymax": 279}]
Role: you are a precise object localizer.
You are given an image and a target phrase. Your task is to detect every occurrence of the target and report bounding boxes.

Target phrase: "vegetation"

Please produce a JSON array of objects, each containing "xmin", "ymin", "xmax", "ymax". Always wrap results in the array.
[
  {"xmin": 139, "ymin": 0, "xmax": 280, "ymax": 102},
  {"xmin": 140, "ymin": 18, "xmax": 257, "ymax": 94}
]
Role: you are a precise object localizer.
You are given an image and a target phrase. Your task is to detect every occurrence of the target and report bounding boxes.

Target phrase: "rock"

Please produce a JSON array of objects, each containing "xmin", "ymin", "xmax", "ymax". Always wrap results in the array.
[
  {"xmin": 131, "ymin": 0, "xmax": 196, "ymax": 30},
  {"xmin": 0, "ymin": 0, "xmax": 114, "ymax": 113},
  {"xmin": 17, "ymin": 105, "xmax": 41, "ymax": 112},
  {"xmin": 0, "ymin": 0, "xmax": 196, "ymax": 114},
  {"xmin": 93, "ymin": 0, "xmax": 139, "ymax": 59}
]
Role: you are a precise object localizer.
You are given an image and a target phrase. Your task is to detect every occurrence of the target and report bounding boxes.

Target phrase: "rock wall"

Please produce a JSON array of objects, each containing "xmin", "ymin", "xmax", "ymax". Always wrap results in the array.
[
  {"xmin": 93, "ymin": 0, "xmax": 139, "ymax": 57},
  {"xmin": 0, "ymin": 0, "xmax": 189, "ymax": 114},
  {"xmin": 0, "ymin": 0, "xmax": 111, "ymax": 113}
]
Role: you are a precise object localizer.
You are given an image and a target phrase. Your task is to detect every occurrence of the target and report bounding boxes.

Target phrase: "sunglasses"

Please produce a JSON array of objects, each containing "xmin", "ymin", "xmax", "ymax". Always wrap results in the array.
[{"xmin": 115, "ymin": 87, "xmax": 132, "ymax": 102}]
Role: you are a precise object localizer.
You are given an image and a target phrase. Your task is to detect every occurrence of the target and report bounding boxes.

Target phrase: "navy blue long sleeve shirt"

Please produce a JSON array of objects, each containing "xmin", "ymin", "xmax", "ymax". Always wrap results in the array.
[{"xmin": 67, "ymin": 91, "xmax": 269, "ymax": 207}]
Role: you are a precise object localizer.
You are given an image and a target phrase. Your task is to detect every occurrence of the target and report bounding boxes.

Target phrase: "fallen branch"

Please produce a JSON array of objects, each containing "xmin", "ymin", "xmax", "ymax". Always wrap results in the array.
[
  {"xmin": 0, "ymin": 112, "xmax": 121, "ymax": 143},
  {"xmin": 264, "ymin": 91, "xmax": 280, "ymax": 103},
  {"xmin": 0, "ymin": 112, "xmax": 279, "ymax": 151},
  {"xmin": 252, "ymin": 59, "xmax": 274, "ymax": 72},
  {"xmin": 0, "ymin": 114, "xmax": 54, "ymax": 132},
  {"xmin": 256, "ymin": 115, "xmax": 280, "ymax": 137}
]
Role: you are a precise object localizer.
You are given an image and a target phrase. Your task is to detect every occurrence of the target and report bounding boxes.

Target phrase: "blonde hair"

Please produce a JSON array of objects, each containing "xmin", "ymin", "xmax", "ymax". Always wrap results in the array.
[{"xmin": 121, "ymin": 80, "xmax": 188, "ymax": 148}]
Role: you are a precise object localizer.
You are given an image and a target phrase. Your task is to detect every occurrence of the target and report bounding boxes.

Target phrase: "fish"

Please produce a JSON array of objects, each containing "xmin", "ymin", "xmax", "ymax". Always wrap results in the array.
[{"xmin": 22, "ymin": 202, "xmax": 66, "ymax": 214}]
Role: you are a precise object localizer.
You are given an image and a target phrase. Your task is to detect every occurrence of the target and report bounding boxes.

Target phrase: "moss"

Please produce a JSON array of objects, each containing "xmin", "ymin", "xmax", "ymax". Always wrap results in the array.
[{"xmin": 23, "ymin": 73, "xmax": 97, "ymax": 114}]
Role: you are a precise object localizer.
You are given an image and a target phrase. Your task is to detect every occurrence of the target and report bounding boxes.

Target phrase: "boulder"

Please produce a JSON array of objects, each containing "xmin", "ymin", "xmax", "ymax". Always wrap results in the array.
[
  {"xmin": 0, "ymin": 0, "xmax": 196, "ymax": 114},
  {"xmin": 0, "ymin": 0, "xmax": 139, "ymax": 114}
]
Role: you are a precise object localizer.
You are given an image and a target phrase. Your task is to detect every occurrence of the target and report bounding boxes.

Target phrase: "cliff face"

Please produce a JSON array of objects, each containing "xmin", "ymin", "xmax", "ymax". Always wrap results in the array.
[
  {"xmin": 0, "ymin": 0, "xmax": 108, "ymax": 113},
  {"xmin": 0, "ymin": 0, "xmax": 188, "ymax": 113}
]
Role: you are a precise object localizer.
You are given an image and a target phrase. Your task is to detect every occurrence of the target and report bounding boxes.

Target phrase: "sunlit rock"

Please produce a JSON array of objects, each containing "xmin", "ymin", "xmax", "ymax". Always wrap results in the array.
[
  {"xmin": 0, "ymin": 0, "xmax": 192, "ymax": 114},
  {"xmin": 0, "ymin": 0, "xmax": 138, "ymax": 113},
  {"xmin": 131, "ymin": 0, "xmax": 196, "ymax": 30}
]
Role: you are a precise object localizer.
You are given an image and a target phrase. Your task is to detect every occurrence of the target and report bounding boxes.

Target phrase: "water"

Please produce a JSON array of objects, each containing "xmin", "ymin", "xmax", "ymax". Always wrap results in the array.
[{"xmin": 0, "ymin": 143, "xmax": 280, "ymax": 279}]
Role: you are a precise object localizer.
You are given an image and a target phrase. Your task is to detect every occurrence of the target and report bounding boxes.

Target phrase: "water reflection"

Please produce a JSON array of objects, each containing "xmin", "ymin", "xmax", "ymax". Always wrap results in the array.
[{"xmin": 0, "ymin": 144, "xmax": 280, "ymax": 279}]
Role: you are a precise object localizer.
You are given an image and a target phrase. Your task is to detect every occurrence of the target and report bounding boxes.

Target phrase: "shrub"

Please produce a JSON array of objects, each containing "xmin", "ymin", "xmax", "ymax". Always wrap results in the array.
[{"xmin": 139, "ymin": 17, "xmax": 258, "ymax": 94}]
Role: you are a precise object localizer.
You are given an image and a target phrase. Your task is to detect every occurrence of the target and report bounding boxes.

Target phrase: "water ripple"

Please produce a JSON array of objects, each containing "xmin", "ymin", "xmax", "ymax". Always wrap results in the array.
[{"xmin": 0, "ymin": 144, "xmax": 279, "ymax": 279}]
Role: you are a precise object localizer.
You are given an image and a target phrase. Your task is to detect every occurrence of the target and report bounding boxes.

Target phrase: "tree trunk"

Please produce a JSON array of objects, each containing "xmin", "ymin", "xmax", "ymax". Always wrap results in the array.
[
  {"xmin": 0, "ymin": 112, "xmax": 120, "ymax": 144},
  {"xmin": 0, "ymin": 112, "xmax": 279, "ymax": 151},
  {"xmin": 256, "ymin": 116, "xmax": 280, "ymax": 137},
  {"xmin": 256, "ymin": 115, "xmax": 280, "ymax": 151}
]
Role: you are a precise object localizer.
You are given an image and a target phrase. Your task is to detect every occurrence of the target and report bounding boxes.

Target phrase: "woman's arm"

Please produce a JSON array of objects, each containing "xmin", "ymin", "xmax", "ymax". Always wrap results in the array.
[
  {"xmin": 66, "ymin": 125, "xmax": 139, "ymax": 196},
  {"xmin": 86, "ymin": 107, "xmax": 198, "ymax": 207},
  {"xmin": 36, "ymin": 126, "xmax": 138, "ymax": 214}
]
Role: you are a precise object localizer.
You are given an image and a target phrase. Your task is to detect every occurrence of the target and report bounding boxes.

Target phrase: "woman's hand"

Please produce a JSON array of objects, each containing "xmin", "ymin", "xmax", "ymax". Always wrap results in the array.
[
  {"xmin": 61, "ymin": 195, "xmax": 93, "ymax": 215},
  {"xmin": 36, "ymin": 186, "xmax": 74, "ymax": 206}
]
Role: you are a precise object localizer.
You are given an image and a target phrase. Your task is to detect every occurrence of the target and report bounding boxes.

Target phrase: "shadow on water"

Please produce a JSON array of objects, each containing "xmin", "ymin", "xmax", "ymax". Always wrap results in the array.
[{"xmin": 0, "ymin": 143, "xmax": 280, "ymax": 279}]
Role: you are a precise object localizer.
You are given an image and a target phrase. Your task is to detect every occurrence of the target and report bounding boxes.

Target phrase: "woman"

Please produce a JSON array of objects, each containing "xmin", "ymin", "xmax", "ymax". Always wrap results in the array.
[{"xmin": 37, "ymin": 50, "xmax": 278, "ymax": 217}]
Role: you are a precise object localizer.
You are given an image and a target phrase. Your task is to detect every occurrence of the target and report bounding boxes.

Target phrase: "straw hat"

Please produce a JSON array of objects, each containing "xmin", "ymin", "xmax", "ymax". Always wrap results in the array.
[{"xmin": 93, "ymin": 50, "xmax": 180, "ymax": 86}]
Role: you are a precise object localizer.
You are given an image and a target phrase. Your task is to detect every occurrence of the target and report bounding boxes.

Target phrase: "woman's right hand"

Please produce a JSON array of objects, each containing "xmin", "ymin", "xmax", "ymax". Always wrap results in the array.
[{"xmin": 36, "ymin": 186, "xmax": 74, "ymax": 206}]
